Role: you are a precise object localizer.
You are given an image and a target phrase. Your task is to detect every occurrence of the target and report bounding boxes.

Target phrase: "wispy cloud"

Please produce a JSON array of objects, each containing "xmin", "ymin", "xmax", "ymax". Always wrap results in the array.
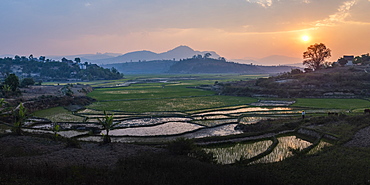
[
  {"xmin": 314, "ymin": 0, "xmax": 357, "ymax": 27},
  {"xmin": 246, "ymin": 0, "xmax": 274, "ymax": 8},
  {"xmin": 246, "ymin": 0, "xmax": 311, "ymax": 8}
]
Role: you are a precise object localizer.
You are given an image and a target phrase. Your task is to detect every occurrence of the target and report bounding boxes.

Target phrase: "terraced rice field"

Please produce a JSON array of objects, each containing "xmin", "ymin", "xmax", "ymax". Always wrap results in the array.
[{"xmin": 27, "ymin": 75, "xmax": 370, "ymax": 164}]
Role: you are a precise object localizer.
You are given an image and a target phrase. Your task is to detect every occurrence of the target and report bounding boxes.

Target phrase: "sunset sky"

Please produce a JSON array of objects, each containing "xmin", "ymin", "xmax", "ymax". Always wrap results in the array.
[{"xmin": 1, "ymin": 0, "xmax": 369, "ymax": 61}]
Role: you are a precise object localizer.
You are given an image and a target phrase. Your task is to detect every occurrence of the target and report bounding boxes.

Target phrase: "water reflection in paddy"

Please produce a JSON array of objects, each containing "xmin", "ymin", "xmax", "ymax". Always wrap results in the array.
[
  {"xmin": 204, "ymin": 140, "xmax": 273, "ymax": 164},
  {"xmin": 192, "ymin": 119, "xmax": 238, "ymax": 127},
  {"xmin": 239, "ymin": 117, "xmax": 271, "ymax": 125},
  {"xmin": 192, "ymin": 115, "xmax": 231, "ymax": 120},
  {"xmin": 252, "ymin": 136, "xmax": 312, "ymax": 164},
  {"xmin": 79, "ymin": 123, "xmax": 242, "ymax": 143},
  {"xmin": 204, "ymin": 136, "xmax": 313, "ymax": 165},
  {"xmin": 307, "ymin": 140, "xmax": 332, "ymax": 155},
  {"xmin": 188, "ymin": 124, "xmax": 243, "ymax": 138},
  {"xmin": 117, "ymin": 117, "xmax": 192, "ymax": 127},
  {"xmin": 194, "ymin": 107, "xmax": 292, "ymax": 116},
  {"xmin": 108, "ymin": 122, "xmax": 204, "ymax": 136}
]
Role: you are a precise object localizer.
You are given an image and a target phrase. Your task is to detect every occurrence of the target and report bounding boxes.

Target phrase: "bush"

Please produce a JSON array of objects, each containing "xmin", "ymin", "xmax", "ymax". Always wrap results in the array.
[
  {"xmin": 167, "ymin": 138, "xmax": 216, "ymax": 163},
  {"xmin": 167, "ymin": 138, "xmax": 196, "ymax": 155}
]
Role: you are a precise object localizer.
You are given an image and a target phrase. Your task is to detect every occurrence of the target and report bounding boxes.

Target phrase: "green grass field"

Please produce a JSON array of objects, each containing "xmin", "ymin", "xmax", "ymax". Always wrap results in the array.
[
  {"xmin": 84, "ymin": 74, "xmax": 262, "ymax": 112},
  {"xmin": 40, "ymin": 74, "xmax": 370, "ymax": 114},
  {"xmin": 293, "ymin": 98, "xmax": 370, "ymax": 110},
  {"xmin": 87, "ymin": 95, "xmax": 257, "ymax": 112},
  {"xmin": 33, "ymin": 107, "xmax": 84, "ymax": 122},
  {"xmin": 88, "ymin": 86, "xmax": 215, "ymax": 101}
]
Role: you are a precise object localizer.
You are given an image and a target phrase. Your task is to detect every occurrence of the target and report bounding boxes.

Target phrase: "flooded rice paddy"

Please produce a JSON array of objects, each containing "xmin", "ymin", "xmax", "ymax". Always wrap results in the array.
[
  {"xmin": 13, "ymin": 102, "xmax": 337, "ymax": 164},
  {"xmin": 205, "ymin": 136, "xmax": 331, "ymax": 164},
  {"xmin": 23, "ymin": 104, "xmax": 341, "ymax": 141}
]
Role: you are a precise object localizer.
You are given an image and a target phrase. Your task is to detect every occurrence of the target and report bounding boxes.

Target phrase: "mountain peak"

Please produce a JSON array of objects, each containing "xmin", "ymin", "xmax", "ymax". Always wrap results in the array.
[{"xmin": 170, "ymin": 45, "xmax": 195, "ymax": 52}]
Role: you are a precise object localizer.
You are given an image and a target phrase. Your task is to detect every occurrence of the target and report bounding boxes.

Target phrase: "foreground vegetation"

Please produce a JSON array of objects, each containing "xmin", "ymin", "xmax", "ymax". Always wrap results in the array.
[{"xmin": 1, "ymin": 114, "xmax": 370, "ymax": 184}]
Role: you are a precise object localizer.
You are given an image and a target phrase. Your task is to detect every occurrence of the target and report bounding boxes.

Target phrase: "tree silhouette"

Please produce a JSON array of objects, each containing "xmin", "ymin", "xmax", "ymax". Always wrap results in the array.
[
  {"xmin": 338, "ymin": 58, "xmax": 348, "ymax": 66},
  {"xmin": 13, "ymin": 103, "xmax": 27, "ymax": 135},
  {"xmin": 204, "ymin": 53, "xmax": 212, "ymax": 59},
  {"xmin": 4, "ymin": 74, "xmax": 19, "ymax": 92},
  {"xmin": 98, "ymin": 111, "xmax": 119, "ymax": 143},
  {"xmin": 74, "ymin": 57, "xmax": 81, "ymax": 63},
  {"xmin": 303, "ymin": 43, "xmax": 331, "ymax": 70}
]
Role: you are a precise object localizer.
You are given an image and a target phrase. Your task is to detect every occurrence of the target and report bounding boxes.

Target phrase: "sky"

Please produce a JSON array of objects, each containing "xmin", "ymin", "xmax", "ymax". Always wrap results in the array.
[{"xmin": 1, "ymin": 0, "xmax": 370, "ymax": 61}]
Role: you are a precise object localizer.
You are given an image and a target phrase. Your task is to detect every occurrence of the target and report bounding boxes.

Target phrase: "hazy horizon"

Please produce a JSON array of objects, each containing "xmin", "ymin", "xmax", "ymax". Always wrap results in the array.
[{"xmin": 1, "ymin": 0, "xmax": 369, "ymax": 61}]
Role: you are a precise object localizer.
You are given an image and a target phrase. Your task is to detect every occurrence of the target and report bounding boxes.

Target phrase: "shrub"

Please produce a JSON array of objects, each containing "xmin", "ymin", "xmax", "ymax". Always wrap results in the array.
[
  {"xmin": 167, "ymin": 138, "xmax": 216, "ymax": 163},
  {"xmin": 167, "ymin": 138, "xmax": 196, "ymax": 155}
]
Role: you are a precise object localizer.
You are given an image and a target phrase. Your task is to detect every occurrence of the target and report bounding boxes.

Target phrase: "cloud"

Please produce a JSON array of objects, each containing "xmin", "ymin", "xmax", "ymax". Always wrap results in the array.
[
  {"xmin": 311, "ymin": 0, "xmax": 370, "ymax": 28},
  {"xmin": 246, "ymin": 0, "xmax": 273, "ymax": 8},
  {"xmin": 0, "ymin": 0, "xmax": 369, "ymax": 58},
  {"xmin": 245, "ymin": 0, "xmax": 313, "ymax": 8},
  {"xmin": 314, "ymin": 0, "xmax": 356, "ymax": 27}
]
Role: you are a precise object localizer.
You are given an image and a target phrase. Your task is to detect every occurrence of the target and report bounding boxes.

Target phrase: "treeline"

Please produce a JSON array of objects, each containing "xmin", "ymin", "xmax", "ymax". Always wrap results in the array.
[{"xmin": 0, "ymin": 55, "xmax": 123, "ymax": 81}]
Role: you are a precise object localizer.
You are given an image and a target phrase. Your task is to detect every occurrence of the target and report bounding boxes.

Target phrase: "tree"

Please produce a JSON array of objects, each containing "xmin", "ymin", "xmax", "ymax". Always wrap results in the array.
[
  {"xmin": 20, "ymin": 78, "xmax": 35, "ymax": 88},
  {"xmin": 13, "ymin": 103, "xmax": 27, "ymax": 135},
  {"xmin": 303, "ymin": 43, "xmax": 331, "ymax": 71},
  {"xmin": 28, "ymin": 54, "xmax": 34, "ymax": 61},
  {"xmin": 74, "ymin": 57, "xmax": 81, "ymax": 64},
  {"xmin": 338, "ymin": 58, "xmax": 348, "ymax": 66},
  {"xmin": 290, "ymin": 68, "xmax": 303, "ymax": 74},
  {"xmin": 39, "ymin": 56, "xmax": 46, "ymax": 62},
  {"xmin": 4, "ymin": 74, "xmax": 19, "ymax": 92},
  {"xmin": 97, "ymin": 111, "xmax": 119, "ymax": 144},
  {"xmin": 204, "ymin": 53, "xmax": 212, "ymax": 59}
]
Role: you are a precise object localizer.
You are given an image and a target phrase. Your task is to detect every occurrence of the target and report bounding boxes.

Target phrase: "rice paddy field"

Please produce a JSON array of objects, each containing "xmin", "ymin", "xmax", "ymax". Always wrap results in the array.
[
  {"xmin": 27, "ymin": 74, "xmax": 370, "ymax": 165},
  {"xmin": 33, "ymin": 74, "xmax": 370, "ymax": 138},
  {"xmin": 5, "ymin": 75, "xmax": 370, "ymax": 184}
]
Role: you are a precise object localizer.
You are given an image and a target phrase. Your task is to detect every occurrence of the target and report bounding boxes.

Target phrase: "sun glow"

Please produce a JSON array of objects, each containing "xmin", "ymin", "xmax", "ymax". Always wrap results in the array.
[{"xmin": 301, "ymin": 35, "xmax": 310, "ymax": 42}]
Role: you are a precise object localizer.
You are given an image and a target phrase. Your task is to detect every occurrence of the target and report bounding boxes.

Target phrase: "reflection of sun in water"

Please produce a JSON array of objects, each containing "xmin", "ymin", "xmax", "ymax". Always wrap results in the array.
[{"xmin": 301, "ymin": 35, "xmax": 310, "ymax": 42}]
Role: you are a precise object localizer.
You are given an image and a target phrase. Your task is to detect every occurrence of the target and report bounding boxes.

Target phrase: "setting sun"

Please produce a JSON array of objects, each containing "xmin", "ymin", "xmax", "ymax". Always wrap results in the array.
[{"xmin": 301, "ymin": 35, "xmax": 310, "ymax": 42}]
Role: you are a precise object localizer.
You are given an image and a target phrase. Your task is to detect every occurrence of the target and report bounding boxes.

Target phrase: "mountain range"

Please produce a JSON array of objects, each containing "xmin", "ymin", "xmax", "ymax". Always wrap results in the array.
[
  {"xmin": 47, "ymin": 46, "xmax": 219, "ymax": 65},
  {"xmin": 92, "ymin": 46, "xmax": 220, "ymax": 64},
  {"xmin": 1, "ymin": 45, "xmax": 303, "ymax": 66}
]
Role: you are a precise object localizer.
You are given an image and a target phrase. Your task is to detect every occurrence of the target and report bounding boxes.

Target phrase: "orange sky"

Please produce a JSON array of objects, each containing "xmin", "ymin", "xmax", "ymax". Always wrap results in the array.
[{"xmin": 1, "ymin": 0, "xmax": 369, "ymax": 62}]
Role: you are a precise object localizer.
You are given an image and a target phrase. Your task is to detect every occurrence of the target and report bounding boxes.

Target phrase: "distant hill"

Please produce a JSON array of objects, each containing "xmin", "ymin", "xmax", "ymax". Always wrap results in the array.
[
  {"xmin": 258, "ymin": 55, "xmax": 302, "ymax": 65},
  {"xmin": 168, "ymin": 58, "xmax": 293, "ymax": 74},
  {"xmin": 232, "ymin": 55, "xmax": 303, "ymax": 66},
  {"xmin": 93, "ymin": 45, "xmax": 221, "ymax": 64},
  {"xmin": 102, "ymin": 60, "xmax": 177, "ymax": 74},
  {"xmin": 104, "ymin": 57, "xmax": 295, "ymax": 74}
]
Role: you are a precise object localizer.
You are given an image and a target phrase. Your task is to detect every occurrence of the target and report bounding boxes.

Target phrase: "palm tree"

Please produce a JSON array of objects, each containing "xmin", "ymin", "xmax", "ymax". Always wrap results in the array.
[
  {"xmin": 13, "ymin": 103, "xmax": 27, "ymax": 135},
  {"xmin": 97, "ymin": 111, "xmax": 119, "ymax": 143}
]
